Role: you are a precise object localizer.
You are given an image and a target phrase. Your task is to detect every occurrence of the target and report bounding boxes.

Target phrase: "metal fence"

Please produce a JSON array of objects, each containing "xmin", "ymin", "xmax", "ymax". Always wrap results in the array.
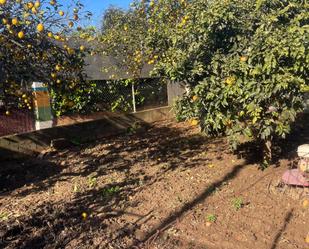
[
  {"xmin": 86, "ymin": 78, "xmax": 168, "ymax": 113},
  {"xmin": 0, "ymin": 78, "xmax": 168, "ymax": 137},
  {"xmin": 0, "ymin": 109, "xmax": 35, "ymax": 137},
  {"xmin": 135, "ymin": 78, "xmax": 168, "ymax": 111}
]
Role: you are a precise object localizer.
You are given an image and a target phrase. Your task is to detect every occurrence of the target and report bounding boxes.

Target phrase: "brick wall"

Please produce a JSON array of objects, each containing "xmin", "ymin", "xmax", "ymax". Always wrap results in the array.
[{"xmin": 0, "ymin": 110, "xmax": 35, "ymax": 137}]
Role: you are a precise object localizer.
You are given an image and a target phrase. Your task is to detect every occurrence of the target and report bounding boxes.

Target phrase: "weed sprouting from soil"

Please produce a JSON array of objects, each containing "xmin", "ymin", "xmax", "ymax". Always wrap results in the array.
[
  {"xmin": 232, "ymin": 197, "xmax": 244, "ymax": 211},
  {"xmin": 206, "ymin": 214, "xmax": 217, "ymax": 223}
]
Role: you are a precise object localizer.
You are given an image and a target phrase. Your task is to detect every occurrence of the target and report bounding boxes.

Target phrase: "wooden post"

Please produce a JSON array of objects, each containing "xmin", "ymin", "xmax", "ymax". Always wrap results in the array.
[
  {"xmin": 167, "ymin": 81, "xmax": 186, "ymax": 106},
  {"xmin": 132, "ymin": 81, "xmax": 136, "ymax": 113}
]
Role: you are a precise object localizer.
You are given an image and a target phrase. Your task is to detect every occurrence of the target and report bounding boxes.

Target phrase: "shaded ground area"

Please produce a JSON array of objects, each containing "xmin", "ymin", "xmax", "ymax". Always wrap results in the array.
[{"xmin": 0, "ymin": 120, "xmax": 308, "ymax": 249}]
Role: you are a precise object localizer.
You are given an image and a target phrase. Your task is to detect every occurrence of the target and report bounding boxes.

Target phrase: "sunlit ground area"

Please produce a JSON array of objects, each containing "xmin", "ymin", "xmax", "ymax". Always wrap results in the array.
[{"xmin": 1, "ymin": 120, "xmax": 308, "ymax": 249}]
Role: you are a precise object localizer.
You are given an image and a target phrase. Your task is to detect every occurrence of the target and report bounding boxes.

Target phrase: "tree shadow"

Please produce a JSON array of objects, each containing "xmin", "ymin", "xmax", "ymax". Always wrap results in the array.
[
  {"xmin": 0, "ymin": 148, "xmax": 246, "ymax": 249},
  {"xmin": 0, "ymin": 178, "xmax": 146, "ymax": 249},
  {"xmin": 0, "ymin": 120, "xmax": 238, "ymax": 248},
  {"xmin": 2, "ymin": 116, "xmax": 306, "ymax": 248},
  {"xmin": 269, "ymin": 209, "xmax": 294, "ymax": 249},
  {"xmin": 131, "ymin": 162, "xmax": 247, "ymax": 248},
  {"xmin": 235, "ymin": 114, "xmax": 309, "ymax": 166},
  {"xmin": 0, "ymin": 154, "xmax": 62, "ymax": 195},
  {"xmin": 6, "ymin": 122, "xmax": 220, "ymax": 198},
  {"xmin": 279, "ymin": 114, "xmax": 309, "ymax": 159}
]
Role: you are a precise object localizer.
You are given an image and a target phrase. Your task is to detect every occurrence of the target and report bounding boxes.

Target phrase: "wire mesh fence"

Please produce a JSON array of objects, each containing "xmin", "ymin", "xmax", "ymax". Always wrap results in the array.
[
  {"xmin": 0, "ymin": 78, "xmax": 168, "ymax": 137},
  {"xmin": 92, "ymin": 78, "xmax": 168, "ymax": 113},
  {"xmin": 0, "ymin": 109, "xmax": 35, "ymax": 137},
  {"xmin": 135, "ymin": 78, "xmax": 168, "ymax": 111},
  {"xmin": 0, "ymin": 83, "xmax": 35, "ymax": 137}
]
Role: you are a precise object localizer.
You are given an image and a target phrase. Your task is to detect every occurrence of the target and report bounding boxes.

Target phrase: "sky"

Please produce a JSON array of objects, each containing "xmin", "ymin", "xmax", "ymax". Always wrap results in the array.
[{"xmin": 78, "ymin": 0, "xmax": 132, "ymax": 27}]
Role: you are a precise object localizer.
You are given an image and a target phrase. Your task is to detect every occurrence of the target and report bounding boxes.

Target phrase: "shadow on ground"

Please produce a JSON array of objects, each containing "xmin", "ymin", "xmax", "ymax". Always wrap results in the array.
[
  {"xmin": 1, "ymin": 115, "xmax": 309, "ymax": 248},
  {"xmin": 0, "ymin": 156, "xmax": 61, "ymax": 195},
  {"xmin": 235, "ymin": 114, "xmax": 309, "ymax": 166}
]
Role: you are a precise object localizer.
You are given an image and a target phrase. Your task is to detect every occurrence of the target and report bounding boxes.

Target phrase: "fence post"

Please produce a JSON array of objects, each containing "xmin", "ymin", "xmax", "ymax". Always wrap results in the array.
[
  {"xmin": 32, "ymin": 82, "xmax": 53, "ymax": 130},
  {"xmin": 132, "ymin": 81, "xmax": 137, "ymax": 113},
  {"xmin": 305, "ymin": 93, "xmax": 309, "ymax": 113},
  {"xmin": 167, "ymin": 80, "xmax": 186, "ymax": 106}
]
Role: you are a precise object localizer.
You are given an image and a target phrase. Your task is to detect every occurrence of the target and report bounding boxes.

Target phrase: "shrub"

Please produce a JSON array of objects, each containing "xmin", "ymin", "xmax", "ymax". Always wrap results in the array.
[{"xmin": 160, "ymin": 0, "xmax": 308, "ymax": 164}]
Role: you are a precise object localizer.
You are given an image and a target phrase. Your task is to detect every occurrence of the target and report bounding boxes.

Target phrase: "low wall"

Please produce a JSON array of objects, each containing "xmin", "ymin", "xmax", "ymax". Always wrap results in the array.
[{"xmin": 0, "ymin": 106, "xmax": 173, "ymax": 160}]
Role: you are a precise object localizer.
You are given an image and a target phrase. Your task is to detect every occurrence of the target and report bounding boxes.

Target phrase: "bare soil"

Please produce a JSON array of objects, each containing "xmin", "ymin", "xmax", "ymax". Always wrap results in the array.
[{"xmin": 0, "ymin": 119, "xmax": 308, "ymax": 249}]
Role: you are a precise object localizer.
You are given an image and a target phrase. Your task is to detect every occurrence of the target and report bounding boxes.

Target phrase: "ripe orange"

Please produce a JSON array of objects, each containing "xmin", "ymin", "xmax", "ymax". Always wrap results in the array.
[
  {"xmin": 303, "ymin": 199, "xmax": 309, "ymax": 208},
  {"xmin": 55, "ymin": 64, "xmax": 61, "ymax": 71},
  {"xmin": 306, "ymin": 233, "xmax": 309, "ymax": 243},
  {"xmin": 12, "ymin": 18, "xmax": 19, "ymax": 25},
  {"xmin": 18, "ymin": 31, "xmax": 25, "ymax": 39},
  {"xmin": 27, "ymin": 2, "xmax": 34, "ymax": 9},
  {"xmin": 240, "ymin": 56, "xmax": 248, "ymax": 62},
  {"xmin": 192, "ymin": 95, "xmax": 199, "ymax": 101},
  {"xmin": 190, "ymin": 119, "xmax": 199, "ymax": 126},
  {"xmin": 34, "ymin": 1, "xmax": 40, "ymax": 8},
  {"xmin": 37, "ymin": 23, "xmax": 44, "ymax": 32},
  {"xmin": 31, "ymin": 7, "xmax": 38, "ymax": 14}
]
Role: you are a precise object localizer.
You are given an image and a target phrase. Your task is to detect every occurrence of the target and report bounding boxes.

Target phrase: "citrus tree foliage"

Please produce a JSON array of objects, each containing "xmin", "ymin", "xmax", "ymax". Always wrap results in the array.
[
  {"xmin": 98, "ymin": 2, "xmax": 184, "ymax": 114},
  {"xmin": 101, "ymin": 0, "xmax": 187, "ymax": 79},
  {"xmin": 0, "ymin": 0, "xmax": 91, "ymax": 115},
  {"xmin": 72, "ymin": 25, "xmax": 97, "ymax": 43},
  {"xmin": 99, "ymin": 4, "xmax": 155, "ymax": 79},
  {"xmin": 146, "ymin": 0, "xmax": 309, "ymax": 163},
  {"xmin": 142, "ymin": 0, "xmax": 189, "ymax": 78}
]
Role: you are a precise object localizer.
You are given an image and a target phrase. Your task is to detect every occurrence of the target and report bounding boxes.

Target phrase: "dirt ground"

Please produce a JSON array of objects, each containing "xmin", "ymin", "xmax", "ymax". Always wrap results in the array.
[{"xmin": 0, "ymin": 119, "xmax": 308, "ymax": 249}]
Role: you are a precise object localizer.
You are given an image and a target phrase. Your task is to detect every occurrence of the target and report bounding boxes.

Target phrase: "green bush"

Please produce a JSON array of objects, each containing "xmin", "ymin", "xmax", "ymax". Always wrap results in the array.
[{"xmin": 164, "ymin": 0, "xmax": 308, "ymax": 163}]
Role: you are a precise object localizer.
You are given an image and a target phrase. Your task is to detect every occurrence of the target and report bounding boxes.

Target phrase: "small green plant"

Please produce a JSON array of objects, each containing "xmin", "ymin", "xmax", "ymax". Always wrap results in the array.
[
  {"xmin": 88, "ymin": 175, "xmax": 97, "ymax": 188},
  {"xmin": 72, "ymin": 182, "xmax": 81, "ymax": 193},
  {"xmin": 126, "ymin": 121, "xmax": 142, "ymax": 135},
  {"xmin": 102, "ymin": 186, "xmax": 121, "ymax": 198},
  {"xmin": 232, "ymin": 197, "xmax": 244, "ymax": 211},
  {"xmin": 0, "ymin": 212, "xmax": 9, "ymax": 221},
  {"xmin": 206, "ymin": 214, "xmax": 217, "ymax": 223}
]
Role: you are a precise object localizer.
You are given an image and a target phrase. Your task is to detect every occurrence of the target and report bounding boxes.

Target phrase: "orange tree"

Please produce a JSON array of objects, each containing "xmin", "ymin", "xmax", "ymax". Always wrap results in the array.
[
  {"xmin": 96, "ymin": 5, "xmax": 157, "ymax": 112},
  {"xmin": 100, "ymin": 0, "xmax": 187, "ymax": 78},
  {"xmin": 99, "ymin": 4, "xmax": 153, "ymax": 79},
  {"xmin": 143, "ymin": 0, "xmax": 308, "ymax": 165},
  {"xmin": 97, "ymin": 1, "xmax": 189, "ymax": 112},
  {"xmin": 0, "ymin": 0, "xmax": 93, "ymax": 116}
]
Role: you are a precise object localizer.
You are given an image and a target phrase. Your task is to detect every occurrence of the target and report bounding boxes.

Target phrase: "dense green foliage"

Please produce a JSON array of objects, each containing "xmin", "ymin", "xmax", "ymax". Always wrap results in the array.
[
  {"xmin": 146, "ymin": 0, "xmax": 308, "ymax": 162},
  {"xmin": 0, "ymin": 0, "xmax": 91, "ymax": 114},
  {"xmin": 97, "ymin": 0, "xmax": 309, "ymax": 162},
  {"xmin": 2, "ymin": 0, "xmax": 307, "ymax": 164},
  {"xmin": 99, "ymin": 4, "xmax": 152, "ymax": 78}
]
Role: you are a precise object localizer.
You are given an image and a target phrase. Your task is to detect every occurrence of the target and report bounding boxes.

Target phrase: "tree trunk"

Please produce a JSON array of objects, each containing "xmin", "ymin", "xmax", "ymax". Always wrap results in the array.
[{"xmin": 262, "ymin": 139, "xmax": 272, "ymax": 165}]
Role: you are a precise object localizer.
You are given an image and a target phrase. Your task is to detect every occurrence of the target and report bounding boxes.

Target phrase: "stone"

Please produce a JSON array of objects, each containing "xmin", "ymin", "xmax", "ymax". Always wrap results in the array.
[
  {"xmin": 282, "ymin": 169, "xmax": 309, "ymax": 187},
  {"xmin": 37, "ymin": 149, "xmax": 56, "ymax": 159},
  {"xmin": 299, "ymin": 159, "xmax": 309, "ymax": 173},
  {"xmin": 297, "ymin": 144, "xmax": 309, "ymax": 158}
]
